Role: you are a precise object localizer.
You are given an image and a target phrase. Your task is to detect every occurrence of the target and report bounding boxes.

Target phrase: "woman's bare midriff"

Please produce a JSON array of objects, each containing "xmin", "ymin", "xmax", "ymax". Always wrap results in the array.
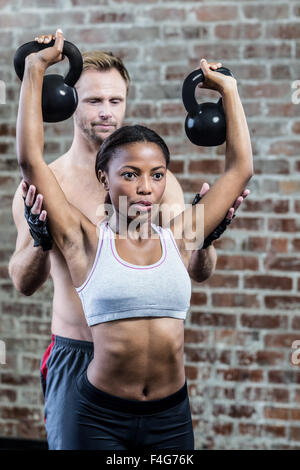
[{"xmin": 87, "ymin": 316, "xmax": 186, "ymax": 401}]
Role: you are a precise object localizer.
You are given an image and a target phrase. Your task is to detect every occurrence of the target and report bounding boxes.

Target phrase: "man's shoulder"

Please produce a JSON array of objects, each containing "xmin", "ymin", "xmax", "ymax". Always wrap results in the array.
[{"xmin": 48, "ymin": 153, "xmax": 68, "ymax": 174}]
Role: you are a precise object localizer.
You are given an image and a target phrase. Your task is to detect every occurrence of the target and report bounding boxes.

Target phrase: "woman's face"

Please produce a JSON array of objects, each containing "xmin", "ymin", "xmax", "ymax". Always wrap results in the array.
[{"xmin": 99, "ymin": 142, "xmax": 167, "ymax": 224}]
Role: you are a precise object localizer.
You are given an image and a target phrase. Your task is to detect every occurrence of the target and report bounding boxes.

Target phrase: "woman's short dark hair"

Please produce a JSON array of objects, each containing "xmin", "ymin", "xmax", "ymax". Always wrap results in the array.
[{"xmin": 95, "ymin": 125, "xmax": 170, "ymax": 180}]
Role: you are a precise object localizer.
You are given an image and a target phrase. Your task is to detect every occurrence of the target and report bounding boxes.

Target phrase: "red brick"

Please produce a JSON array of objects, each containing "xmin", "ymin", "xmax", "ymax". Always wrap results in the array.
[
  {"xmin": 0, "ymin": 266, "xmax": 9, "ymax": 279},
  {"xmin": 216, "ymin": 255, "xmax": 258, "ymax": 271},
  {"xmin": 244, "ymin": 43, "xmax": 291, "ymax": 59},
  {"xmin": 2, "ymin": 302, "xmax": 44, "ymax": 317},
  {"xmin": 184, "ymin": 329, "xmax": 210, "ymax": 344},
  {"xmin": 216, "ymin": 368, "xmax": 263, "ymax": 382},
  {"xmin": 192, "ymin": 5, "xmax": 238, "ymax": 22},
  {"xmin": 243, "ymin": 4, "xmax": 289, "ymax": 20},
  {"xmin": 212, "ymin": 422, "xmax": 233, "ymax": 435},
  {"xmin": 1, "ymin": 406, "xmax": 41, "ymax": 420},
  {"xmin": 220, "ymin": 216, "xmax": 263, "ymax": 231},
  {"xmin": 161, "ymin": 102, "xmax": 185, "ymax": 116},
  {"xmin": 266, "ymin": 104, "xmax": 300, "ymax": 118},
  {"xmin": 0, "ymin": 158, "xmax": 19, "ymax": 172},
  {"xmin": 148, "ymin": 122, "xmax": 183, "ymax": 137},
  {"xmin": 293, "ymin": 390, "xmax": 300, "ymax": 403},
  {"xmin": 0, "ymin": 13, "xmax": 40, "ymax": 27},
  {"xmin": 1, "ymin": 373, "xmax": 40, "ymax": 387},
  {"xmin": 270, "ymin": 239, "xmax": 288, "ymax": 253},
  {"xmin": 282, "ymin": 177, "xmax": 300, "ymax": 194},
  {"xmin": 143, "ymin": 7, "xmax": 186, "ymax": 22},
  {"xmin": 240, "ymin": 314, "xmax": 288, "ymax": 329},
  {"xmin": 244, "ymin": 275, "xmax": 292, "ymax": 290},
  {"xmin": 119, "ymin": 27, "xmax": 160, "ymax": 42},
  {"xmin": 265, "ymin": 296, "xmax": 300, "ymax": 310},
  {"xmin": 213, "ymin": 404, "xmax": 256, "ymax": 419},
  {"xmin": 215, "ymin": 23, "xmax": 261, "ymax": 40},
  {"xmin": 177, "ymin": 178, "xmax": 209, "ymax": 193},
  {"xmin": 0, "ymin": 389, "xmax": 17, "ymax": 403},
  {"xmin": 266, "ymin": 23, "xmax": 300, "ymax": 39},
  {"xmin": 0, "ymin": 422, "xmax": 17, "ymax": 437},
  {"xmin": 292, "ymin": 122, "xmax": 300, "ymax": 134},
  {"xmin": 241, "ymin": 83, "xmax": 291, "ymax": 101},
  {"xmin": 167, "ymin": 160, "xmax": 184, "ymax": 174},
  {"xmin": 263, "ymin": 425, "xmax": 286, "ymax": 438},
  {"xmin": 184, "ymin": 346, "xmax": 231, "ymax": 365},
  {"xmin": 190, "ymin": 311, "xmax": 236, "ymax": 328},
  {"xmin": 242, "ymin": 199, "xmax": 289, "ymax": 214},
  {"xmin": 188, "ymin": 159, "xmax": 224, "ymax": 174},
  {"xmin": 214, "ymin": 329, "xmax": 260, "ymax": 347},
  {"xmin": 264, "ymin": 407, "xmax": 300, "ymax": 420},
  {"xmin": 292, "ymin": 317, "xmax": 300, "ymax": 329},
  {"xmin": 184, "ymin": 365, "xmax": 198, "ymax": 380},
  {"xmin": 163, "ymin": 25, "xmax": 209, "ymax": 41},
  {"xmin": 201, "ymin": 386, "xmax": 235, "ymax": 401},
  {"xmin": 268, "ymin": 218, "xmax": 298, "ymax": 232},
  {"xmin": 242, "ymin": 387, "xmax": 289, "ymax": 403},
  {"xmin": 268, "ymin": 370, "xmax": 300, "ymax": 384},
  {"xmin": 212, "ymin": 293, "xmax": 259, "ymax": 308},
  {"xmin": 194, "ymin": 43, "xmax": 240, "ymax": 61},
  {"xmin": 265, "ymin": 333, "xmax": 300, "ymax": 348},
  {"xmin": 237, "ymin": 350, "xmax": 286, "ymax": 366},
  {"xmin": 239, "ymin": 422, "xmax": 260, "ymax": 437},
  {"xmin": 127, "ymin": 103, "xmax": 158, "ymax": 119},
  {"xmin": 254, "ymin": 159, "xmax": 290, "ymax": 175},
  {"xmin": 265, "ymin": 257, "xmax": 300, "ymax": 272},
  {"xmin": 290, "ymin": 427, "xmax": 300, "ymax": 441},
  {"xmin": 17, "ymin": 420, "xmax": 46, "ymax": 440},
  {"xmin": 88, "ymin": 11, "xmax": 133, "ymax": 23},
  {"xmin": 269, "ymin": 140, "xmax": 300, "ymax": 156},
  {"xmin": 190, "ymin": 292, "xmax": 207, "ymax": 306},
  {"xmin": 271, "ymin": 65, "xmax": 292, "ymax": 80},
  {"xmin": 199, "ymin": 274, "xmax": 239, "ymax": 288},
  {"xmin": 241, "ymin": 237, "xmax": 267, "ymax": 252}
]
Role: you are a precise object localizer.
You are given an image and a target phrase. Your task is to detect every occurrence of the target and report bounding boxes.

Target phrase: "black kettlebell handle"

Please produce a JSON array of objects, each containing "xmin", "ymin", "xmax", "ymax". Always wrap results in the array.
[
  {"xmin": 182, "ymin": 66, "xmax": 234, "ymax": 113},
  {"xmin": 14, "ymin": 39, "xmax": 83, "ymax": 87}
]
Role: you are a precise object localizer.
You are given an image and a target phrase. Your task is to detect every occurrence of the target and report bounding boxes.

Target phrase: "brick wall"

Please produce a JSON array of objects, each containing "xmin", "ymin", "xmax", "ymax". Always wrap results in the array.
[{"xmin": 0, "ymin": 0, "xmax": 300, "ymax": 450}]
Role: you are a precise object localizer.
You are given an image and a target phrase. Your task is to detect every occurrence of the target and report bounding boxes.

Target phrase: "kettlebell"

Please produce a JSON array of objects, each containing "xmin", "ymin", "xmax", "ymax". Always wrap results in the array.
[
  {"xmin": 14, "ymin": 39, "xmax": 83, "ymax": 122},
  {"xmin": 182, "ymin": 66, "xmax": 234, "ymax": 147}
]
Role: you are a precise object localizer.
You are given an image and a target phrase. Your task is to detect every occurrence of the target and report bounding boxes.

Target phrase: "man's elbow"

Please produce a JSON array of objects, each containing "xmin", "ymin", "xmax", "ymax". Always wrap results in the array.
[
  {"xmin": 188, "ymin": 263, "xmax": 217, "ymax": 283},
  {"xmin": 8, "ymin": 258, "xmax": 36, "ymax": 296},
  {"xmin": 189, "ymin": 268, "xmax": 216, "ymax": 284}
]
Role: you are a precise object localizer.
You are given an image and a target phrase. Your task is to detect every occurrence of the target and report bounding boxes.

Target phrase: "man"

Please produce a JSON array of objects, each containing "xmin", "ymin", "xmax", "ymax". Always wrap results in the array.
[{"xmin": 9, "ymin": 32, "xmax": 248, "ymax": 449}]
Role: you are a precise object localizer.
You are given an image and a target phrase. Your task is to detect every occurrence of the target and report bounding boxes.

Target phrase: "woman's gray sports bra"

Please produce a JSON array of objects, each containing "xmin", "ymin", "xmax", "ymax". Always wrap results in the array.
[{"xmin": 75, "ymin": 221, "xmax": 192, "ymax": 326}]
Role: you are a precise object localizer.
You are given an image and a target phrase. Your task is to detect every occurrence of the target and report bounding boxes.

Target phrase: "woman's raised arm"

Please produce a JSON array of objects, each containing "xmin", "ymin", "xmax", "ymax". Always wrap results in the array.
[
  {"xmin": 171, "ymin": 58, "xmax": 254, "ymax": 250},
  {"xmin": 16, "ymin": 30, "xmax": 88, "ymax": 254}
]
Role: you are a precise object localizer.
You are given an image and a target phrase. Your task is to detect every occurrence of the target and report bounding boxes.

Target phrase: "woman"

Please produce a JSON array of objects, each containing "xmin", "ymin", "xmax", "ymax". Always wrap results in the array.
[{"xmin": 16, "ymin": 30, "xmax": 253, "ymax": 450}]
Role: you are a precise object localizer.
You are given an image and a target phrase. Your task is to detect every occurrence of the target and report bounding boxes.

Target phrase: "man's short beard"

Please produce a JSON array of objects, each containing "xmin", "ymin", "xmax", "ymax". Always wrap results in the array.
[{"xmin": 75, "ymin": 114, "xmax": 105, "ymax": 145}]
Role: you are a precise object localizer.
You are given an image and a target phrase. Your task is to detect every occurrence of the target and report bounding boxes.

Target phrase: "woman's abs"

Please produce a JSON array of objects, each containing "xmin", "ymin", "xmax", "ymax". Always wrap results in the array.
[{"xmin": 87, "ymin": 317, "xmax": 185, "ymax": 401}]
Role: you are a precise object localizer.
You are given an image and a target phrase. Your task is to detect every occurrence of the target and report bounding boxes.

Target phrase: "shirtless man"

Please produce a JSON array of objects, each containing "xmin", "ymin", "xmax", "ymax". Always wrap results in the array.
[{"xmin": 9, "ymin": 31, "xmax": 249, "ymax": 449}]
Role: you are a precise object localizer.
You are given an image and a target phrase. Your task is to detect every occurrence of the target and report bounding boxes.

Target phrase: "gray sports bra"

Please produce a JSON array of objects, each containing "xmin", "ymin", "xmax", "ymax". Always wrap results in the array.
[{"xmin": 75, "ymin": 221, "xmax": 191, "ymax": 326}]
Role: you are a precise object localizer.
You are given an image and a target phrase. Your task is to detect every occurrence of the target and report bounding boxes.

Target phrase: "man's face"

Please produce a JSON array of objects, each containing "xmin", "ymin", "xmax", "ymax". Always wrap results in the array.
[{"xmin": 74, "ymin": 68, "xmax": 127, "ymax": 145}]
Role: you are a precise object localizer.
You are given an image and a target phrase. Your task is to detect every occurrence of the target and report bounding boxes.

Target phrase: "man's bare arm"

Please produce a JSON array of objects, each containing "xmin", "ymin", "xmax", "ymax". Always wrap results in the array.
[
  {"xmin": 188, "ymin": 244, "xmax": 217, "ymax": 282},
  {"xmin": 8, "ymin": 181, "xmax": 51, "ymax": 296},
  {"xmin": 160, "ymin": 169, "xmax": 217, "ymax": 282}
]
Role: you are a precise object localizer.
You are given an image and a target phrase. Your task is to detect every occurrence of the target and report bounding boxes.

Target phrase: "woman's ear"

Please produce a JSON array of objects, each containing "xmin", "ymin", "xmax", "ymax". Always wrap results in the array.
[{"xmin": 98, "ymin": 170, "xmax": 109, "ymax": 191}]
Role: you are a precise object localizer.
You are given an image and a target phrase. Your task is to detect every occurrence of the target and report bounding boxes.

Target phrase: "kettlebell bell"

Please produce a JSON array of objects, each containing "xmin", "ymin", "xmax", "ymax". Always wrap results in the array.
[
  {"xmin": 182, "ymin": 66, "xmax": 234, "ymax": 147},
  {"xmin": 14, "ymin": 39, "xmax": 83, "ymax": 122}
]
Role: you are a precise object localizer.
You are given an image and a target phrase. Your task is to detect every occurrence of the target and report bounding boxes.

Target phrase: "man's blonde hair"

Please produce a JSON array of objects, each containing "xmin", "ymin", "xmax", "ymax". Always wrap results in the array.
[{"xmin": 81, "ymin": 51, "xmax": 130, "ymax": 93}]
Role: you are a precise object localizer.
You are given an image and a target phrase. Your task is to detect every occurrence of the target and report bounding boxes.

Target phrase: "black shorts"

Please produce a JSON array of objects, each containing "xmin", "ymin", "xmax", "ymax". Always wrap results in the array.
[{"xmin": 40, "ymin": 335, "xmax": 194, "ymax": 450}]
